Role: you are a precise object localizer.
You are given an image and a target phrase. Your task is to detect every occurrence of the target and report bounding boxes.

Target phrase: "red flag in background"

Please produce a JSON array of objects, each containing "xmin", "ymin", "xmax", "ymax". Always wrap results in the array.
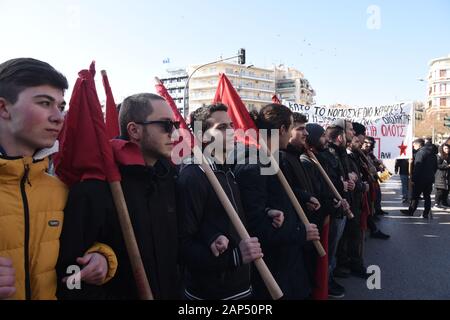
[
  {"xmin": 101, "ymin": 70, "xmax": 120, "ymax": 139},
  {"xmin": 54, "ymin": 61, "xmax": 121, "ymax": 187},
  {"xmin": 213, "ymin": 73, "xmax": 258, "ymax": 145},
  {"xmin": 272, "ymin": 94, "xmax": 281, "ymax": 104},
  {"xmin": 155, "ymin": 78, "xmax": 194, "ymax": 160}
]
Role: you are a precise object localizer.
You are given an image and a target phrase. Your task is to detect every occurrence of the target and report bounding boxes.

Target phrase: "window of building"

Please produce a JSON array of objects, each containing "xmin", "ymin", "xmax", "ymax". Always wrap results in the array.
[
  {"xmin": 440, "ymin": 98, "xmax": 447, "ymax": 107},
  {"xmin": 440, "ymin": 70, "xmax": 447, "ymax": 78}
]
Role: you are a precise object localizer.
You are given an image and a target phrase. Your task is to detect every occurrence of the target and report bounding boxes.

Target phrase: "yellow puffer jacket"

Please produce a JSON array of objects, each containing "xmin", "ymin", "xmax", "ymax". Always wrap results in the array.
[{"xmin": 0, "ymin": 156, "xmax": 117, "ymax": 300}]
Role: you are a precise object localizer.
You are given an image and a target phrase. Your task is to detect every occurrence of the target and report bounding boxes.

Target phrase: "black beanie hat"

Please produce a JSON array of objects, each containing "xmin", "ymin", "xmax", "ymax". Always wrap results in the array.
[
  {"xmin": 352, "ymin": 122, "xmax": 366, "ymax": 136},
  {"xmin": 306, "ymin": 123, "xmax": 325, "ymax": 148}
]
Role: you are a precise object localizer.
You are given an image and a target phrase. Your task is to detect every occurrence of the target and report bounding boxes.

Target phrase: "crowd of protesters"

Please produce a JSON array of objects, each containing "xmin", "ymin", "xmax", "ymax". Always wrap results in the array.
[{"xmin": 1, "ymin": 57, "xmax": 409, "ymax": 301}]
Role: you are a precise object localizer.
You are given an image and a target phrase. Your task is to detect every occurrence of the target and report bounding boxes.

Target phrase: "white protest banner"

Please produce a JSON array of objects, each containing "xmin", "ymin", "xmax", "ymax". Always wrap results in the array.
[{"xmin": 283, "ymin": 101, "xmax": 413, "ymax": 159}]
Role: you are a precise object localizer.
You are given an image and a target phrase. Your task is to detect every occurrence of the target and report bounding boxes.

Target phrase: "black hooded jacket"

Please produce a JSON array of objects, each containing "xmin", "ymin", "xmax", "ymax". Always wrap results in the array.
[
  {"xmin": 234, "ymin": 150, "xmax": 311, "ymax": 300},
  {"xmin": 413, "ymin": 144, "xmax": 438, "ymax": 186}
]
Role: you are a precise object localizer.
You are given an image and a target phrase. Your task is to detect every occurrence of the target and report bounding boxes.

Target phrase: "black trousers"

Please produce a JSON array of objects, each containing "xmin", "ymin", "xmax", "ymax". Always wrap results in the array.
[
  {"xmin": 409, "ymin": 183, "xmax": 433, "ymax": 215},
  {"xmin": 435, "ymin": 188, "xmax": 449, "ymax": 205}
]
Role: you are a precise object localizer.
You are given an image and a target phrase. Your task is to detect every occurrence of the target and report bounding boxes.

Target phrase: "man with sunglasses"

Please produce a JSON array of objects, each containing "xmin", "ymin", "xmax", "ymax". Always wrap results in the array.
[{"xmin": 58, "ymin": 93, "xmax": 181, "ymax": 299}]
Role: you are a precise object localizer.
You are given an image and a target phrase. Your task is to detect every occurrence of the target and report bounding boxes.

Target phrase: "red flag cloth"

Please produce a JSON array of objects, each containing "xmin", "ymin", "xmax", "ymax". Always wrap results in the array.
[
  {"xmin": 110, "ymin": 139, "xmax": 145, "ymax": 166},
  {"xmin": 214, "ymin": 73, "xmax": 257, "ymax": 131},
  {"xmin": 272, "ymin": 94, "xmax": 281, "ymax": 104},
  {"xmin": 155, "ymin": 82, "xmax": 194, "ymax": 161},
  {"xmin": 54, "ymin": 62, "xmax": 121, "ymax": 187},
  {"xmin": 101, "ymin": 71, "xmax": 120, "ymax": 139},
  {"xmin": 312, "ymin": 219, "xmax": 329, "ymax": 300},
  {"xmin": 213, "ymin": 73, "xmax": 258, "ymax": 145}
]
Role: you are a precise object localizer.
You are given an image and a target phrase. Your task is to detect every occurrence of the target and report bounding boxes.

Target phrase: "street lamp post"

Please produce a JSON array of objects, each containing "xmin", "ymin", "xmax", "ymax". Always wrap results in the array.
[{"xmin": 183, "ymin": 49, "xmax": 246, "ymax": 119}]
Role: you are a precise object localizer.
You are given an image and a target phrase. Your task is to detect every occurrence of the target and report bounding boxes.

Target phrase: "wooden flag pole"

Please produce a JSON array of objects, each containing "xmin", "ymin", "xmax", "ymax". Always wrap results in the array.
[
  {"xmin": 258, "ymin": 138, "xmax": 326, "ymax": 258},
  {"xmin": 305, "ymin": 150, "xmax": 354, "ymax": 219},
  {"xmin": 110, "ymin": 181, "xmax": 154, "ymax": 300}
]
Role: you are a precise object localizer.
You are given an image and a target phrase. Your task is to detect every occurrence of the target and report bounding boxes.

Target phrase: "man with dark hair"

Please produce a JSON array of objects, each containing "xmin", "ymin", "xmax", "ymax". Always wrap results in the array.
[
  {"xmin": 235, "ymin": 104, "xmax": 320, "ymax": 300},
  {"xmin": 340, "ymin": 125, "xmax": 370, "ymax": 279},
  {"xmin": 362, "ymin": 136, "xmax": 390, "ymax": 216},
  {"xmin": 286, "ymin": 113, "xmax": 321, "ymax": 220},
  {"xmin": 401, "ymin": 138, "xmax": 438, "ymax": 218},
  {"xmin": 58, "ymin": 92, "xmax": 181, "ymax": 299},
  {"xmin": 323, "ymin": 120, "xmax": 356, "ymax": 280},
  {"xmin": 284, "ymin": 113, "xmax": 324, "ymax": 297},
  {"xmin": 359, "ymin": 135, "xmax": 390, "ymax": 240},
  {"xmin": 301, "ymin": 123, "xmax": 350, "ymax": 299},
  {"xmin": 177, "ymin": 103, "xmax": 263, "ymax": 300},
  {"xmin": 0, "ymin": 58, "xmax": 117, "ymax": 300}
]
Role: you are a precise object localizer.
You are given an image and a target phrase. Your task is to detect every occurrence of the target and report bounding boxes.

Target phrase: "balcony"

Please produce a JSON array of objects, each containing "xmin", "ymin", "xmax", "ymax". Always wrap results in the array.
[
  {"xmin": 430, "ymin": 91, "xmax": 450, "ymax": 98},
  {"xmin": 226, "ymin": 72, "xmax": 275, "ymax": 82}
]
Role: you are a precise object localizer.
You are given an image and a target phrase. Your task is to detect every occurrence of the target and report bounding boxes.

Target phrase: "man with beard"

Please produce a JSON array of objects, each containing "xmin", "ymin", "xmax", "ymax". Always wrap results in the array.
[
  {"xmin": 360, "ymin": 136, "xmax": 390, "ymax": 239},
  {"xmin": 323, "ymin": 120, "xmax": 356, "ymax": 281},
  {"xmin": 57, "ymin": 93, "xmax": 181, "ymax": 299},
  {"xmin": 300, "ymin": 123, "xmax": 350, "ymax": 299},
  {"xmin": 341, "ymin": 126, "xmax": 369, "ymax": 279}
]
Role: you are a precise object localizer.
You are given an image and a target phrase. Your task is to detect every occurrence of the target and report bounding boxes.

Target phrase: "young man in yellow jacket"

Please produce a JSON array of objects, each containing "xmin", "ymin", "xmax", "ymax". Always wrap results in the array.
[{"xmin": 0, "ymin": 58, "xmax": 117, "ymax": 300}]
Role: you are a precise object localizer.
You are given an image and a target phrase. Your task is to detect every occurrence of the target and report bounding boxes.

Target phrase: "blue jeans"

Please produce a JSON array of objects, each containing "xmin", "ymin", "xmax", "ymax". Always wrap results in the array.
[
  {"xmin": 400, "ymin": 175, "xmax": 409, "ymax": 200},
  {"xmin": 328, "ymin": 216, "xmax": 347, "ymax": 275}
]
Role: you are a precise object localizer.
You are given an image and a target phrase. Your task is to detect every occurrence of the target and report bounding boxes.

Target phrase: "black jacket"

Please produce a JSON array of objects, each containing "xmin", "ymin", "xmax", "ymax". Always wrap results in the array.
[
  {"xmin": 234, "ymin": 151, "xmax": 311, "ymax": 300},
  {"xmin": 176, "ymin": 159, "xmax": 251, "ymax": 300},
  {"xmin": 300, "ymin": 152, "xmax": 340, "ymax": 227},
  {"xmin": 321, "ymin": 145, "xmax": 350, "ymax": 217},
  {"xmin": 395, "ymin": 159, "xmax": 410, "ymax": 176},
  {"xmin": 346, "ymin": 149, "xmax": 367, "ymax": 217},
  {"xmin": 283, "ymin": 145, "xmax": 315, "ymax": 217},
  {"xmin": 435, "ymin": 154, "xmax": 449, "ymax": 190},
  {"xmin": 57, "ymin": 158, "xmax": 180, "ymax": 300},
  {"xmin": 412, "ymin": 144, "xmax": 438, "ymax": 185}
]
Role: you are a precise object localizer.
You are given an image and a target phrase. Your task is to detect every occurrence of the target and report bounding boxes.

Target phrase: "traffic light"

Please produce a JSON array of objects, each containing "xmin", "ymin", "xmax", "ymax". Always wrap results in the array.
[
  {"xmin": 444, "ymin": 115, "xmax": 450, "ymax": 128},
  {"xmin": 238, "ymin": 48, "xmax": 246, "ymax": 65}
]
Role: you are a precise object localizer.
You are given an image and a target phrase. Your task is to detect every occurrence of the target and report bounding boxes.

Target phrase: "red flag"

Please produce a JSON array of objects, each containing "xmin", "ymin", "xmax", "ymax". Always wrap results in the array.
[
  {"xmin": 312, "ymin": 220, "xmax": 329, "ymax": 300},
  {"xmin": 272, "ymin": 94, "xmax": 281, "ymax": 104},
  {"xmin": 101, "ymin": 70, "xmax": 120, "ymax": 139},
  {"xmin": 155, "ymin": 78, "xmax": 194, "ymax": 161},
  {"xmin": 214, "ymin": 73, "xmax": 257, "ymax": 131},
  {"xmin": 54, "ymin": 61, "xmax": 121, "ymax": 187},
  {"xmin": 213, "ymin": 73, "xmax": 258, "ymax": 145}
]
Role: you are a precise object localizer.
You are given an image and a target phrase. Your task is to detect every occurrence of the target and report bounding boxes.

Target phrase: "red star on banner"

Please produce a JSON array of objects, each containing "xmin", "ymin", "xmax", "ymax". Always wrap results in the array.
[{"xmin": 398, "ymin": 141, "xmax": 408, "ymax": 156}]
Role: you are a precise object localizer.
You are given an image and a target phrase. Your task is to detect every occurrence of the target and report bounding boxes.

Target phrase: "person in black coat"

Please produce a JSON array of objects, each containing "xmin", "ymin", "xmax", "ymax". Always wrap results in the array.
[
  {"xmin": 401, "ymin": 138, "xmax": 438, "ymax": 218},
  {"xmin": 301, "ymin": 123, "xmax": 350, "ymax": 299},
  {"xmin": 395, "ymin": 158, "xmax": 410, "ymax": 202},
  {"xmin": 57, "ymin": 93, "xmax": 181, "ymax": 299},
  {"xmin": 235, "ymin": 104, "xmax": 320, "ymax": 300},
  {"xmin": 177, "ymin": 103, "xmax": 263, "ymax": 300},
  {"xmin": 434, "ymin": 144, "xmax": 450, "ymax": 207}
]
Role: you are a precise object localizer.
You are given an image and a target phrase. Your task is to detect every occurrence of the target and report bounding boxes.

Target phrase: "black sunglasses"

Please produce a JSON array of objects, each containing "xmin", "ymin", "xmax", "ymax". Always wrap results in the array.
[{"xmin": 134, "ymin": 120, "xmax": 180, "ymax": 133}]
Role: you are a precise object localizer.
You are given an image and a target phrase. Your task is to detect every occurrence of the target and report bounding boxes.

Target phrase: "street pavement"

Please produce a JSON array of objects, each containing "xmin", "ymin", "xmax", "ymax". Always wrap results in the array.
[{"xmin": 339, "ymin": 175, "xmax": 450, "ymax": 300}]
